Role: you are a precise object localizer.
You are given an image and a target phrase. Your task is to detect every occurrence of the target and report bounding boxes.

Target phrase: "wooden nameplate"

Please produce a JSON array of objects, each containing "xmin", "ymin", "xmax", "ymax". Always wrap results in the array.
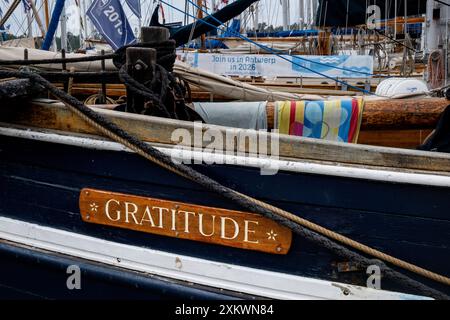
[{"xmin": 79, "ymin": 188, "xmax": 292, "ymax": 254}]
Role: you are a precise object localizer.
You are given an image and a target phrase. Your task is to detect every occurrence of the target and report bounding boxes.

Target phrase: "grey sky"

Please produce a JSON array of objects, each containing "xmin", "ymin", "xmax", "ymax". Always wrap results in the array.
[{"xmin": 1, "ymin": 0, "xmax": 317, "ymax": 37}]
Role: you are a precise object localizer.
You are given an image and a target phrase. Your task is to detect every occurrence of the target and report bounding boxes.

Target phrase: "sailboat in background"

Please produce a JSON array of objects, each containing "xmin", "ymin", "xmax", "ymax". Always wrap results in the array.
[{"xmin": 0, "ymin": 0, "xmax": 442, "ymax": 97}]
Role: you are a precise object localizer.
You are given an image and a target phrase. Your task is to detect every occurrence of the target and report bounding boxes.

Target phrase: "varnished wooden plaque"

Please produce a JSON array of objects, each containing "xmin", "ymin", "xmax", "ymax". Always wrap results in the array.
[{"xmin": 79, "ymin": 188, "xmax": 292, "ymax": 254}]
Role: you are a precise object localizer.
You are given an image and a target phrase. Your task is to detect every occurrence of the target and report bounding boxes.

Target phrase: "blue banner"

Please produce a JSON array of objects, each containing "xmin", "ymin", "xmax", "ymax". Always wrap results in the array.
[
  {"xmin": 124, "ymin": 0, "xmax": 141, "ymax": 18},
  {"xmin": 87, "ymin": 0, "xmax": 136, "ymax": 50},
  {"xmin": 183, "ymin": 53, "xmax": 374, "ymax": 78}
]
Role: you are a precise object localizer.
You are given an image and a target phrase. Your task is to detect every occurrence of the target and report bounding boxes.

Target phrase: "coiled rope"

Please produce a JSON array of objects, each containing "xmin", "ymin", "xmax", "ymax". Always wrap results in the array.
[
  {"xmin": 0, "ymin": 69, "xmax": 449, "ymax": 299},
  {"xmin": 84, "ymin": 94, "xmax": 117, "ymax": 105},
  {"xmin": 428, "ymin": 50, "xmax": 445, "ymax": 89}
]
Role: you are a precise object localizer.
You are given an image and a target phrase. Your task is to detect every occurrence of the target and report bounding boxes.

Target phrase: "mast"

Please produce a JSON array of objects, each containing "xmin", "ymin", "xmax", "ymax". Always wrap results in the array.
[
  {"xmin": 425, "ymin": 0, "xmax": 440, "ymax": 52},
  {"xmin": 41, "ymin": 0, "xmax": 66, "ymax": 50},
  {"xmin": 29, "ymin": 0, "xmax": 46, "ymax": 37},
  {"xmin": 299, "ymin": 0, "xmax": 305, "ymax": 30},
  {"xmin": 311, "ymin": 0, "xmax": 318, "ymax": 26},
  {"xmin": 26, "ymin": 3, "xmax": 33, "ymax": 38},
  {"xmin": 308, "ymin": 0, "xmax": 317, "ymax": 28},
  {"xmin": 75, "ymin": 0, "xmax": 83, "ymax": 49},
  {"xmin": 138, "ymin": 0, "xmax": 142, "ymax": 32},
  {"xmin": 345, "ymin": 0, "xmax": 349, "ymax": 32},
  {"xmin": 282, "ymin": 0, "xmax": 290, "ymax": 31},
  {"xmin": 253, "ymin": 2, "xmax": 259, "ymax": 31},
  {"xmin": 446, "ymin": 0, "xmax": 449, "ymax": 86},
  {"xmin": 197, "ymin": 0, "xmax": 205, "ymax": 49},
  {"xmin": 404, "ymin": 0, "xmax": 407, "ymax": 36},
  {"xmin": 60, "ymin": 2, "xmax": 67, "ymax": 51},
  {"xmin": 44, "ymin": 0, "xmax": 50, "ymax": 29},
  {"xmin": 306, "ymin": 0, "xmax": 311, "ymax": 28},
  {"xmin": 81, "ymin": 0, "xmax": 90, "ymax": 48},
  {"xmin": 385, "ymin": 0, "xmax": 388, "ymax": 36},
  {"xmin": 394, "ymin": 0, "xmax": 397, "ymax": 39}
]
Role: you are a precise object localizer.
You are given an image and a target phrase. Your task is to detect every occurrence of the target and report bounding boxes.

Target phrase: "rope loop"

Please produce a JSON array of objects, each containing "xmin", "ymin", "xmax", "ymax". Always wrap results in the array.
[{"xmin": 115, "ymin": 40, "xmax": 201, "ymax": 121}]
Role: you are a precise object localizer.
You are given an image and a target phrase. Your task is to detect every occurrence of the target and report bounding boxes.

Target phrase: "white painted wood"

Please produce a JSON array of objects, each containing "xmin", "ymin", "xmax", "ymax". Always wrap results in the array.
[
  {"xmin": 1, "ymin": 126, "xmax": 450, "ymax": 188},
  {"xmin": 0, "ymin": 217, "xmax": 430, "ymax": 300}
]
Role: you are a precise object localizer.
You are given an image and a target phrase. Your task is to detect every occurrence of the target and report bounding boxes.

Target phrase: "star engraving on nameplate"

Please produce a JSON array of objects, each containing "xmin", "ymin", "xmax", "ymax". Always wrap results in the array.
[
  {"xmin": 90, "ymin": 202, "xmax": 99, "ymax": 212},
  {"xmin": 266, "ymin": 230, "xmax": 278, "ymax": 241}
]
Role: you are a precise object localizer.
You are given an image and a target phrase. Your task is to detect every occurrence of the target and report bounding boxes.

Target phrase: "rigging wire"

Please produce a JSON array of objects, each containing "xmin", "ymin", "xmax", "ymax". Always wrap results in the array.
[
  {"xmin": 435, "ymin": 0, "xmax": 450, "ymax": 7},
  {"xmin": 183, "ymin": 0, "xmax": 392, "ymax": 80},
  {"xmin": 166, "ymin": 0, "xmax": 378, "ymax": 95},
  {"xmin": 1, "ymin": 0, "xmax": 29, "ymax": 40}
]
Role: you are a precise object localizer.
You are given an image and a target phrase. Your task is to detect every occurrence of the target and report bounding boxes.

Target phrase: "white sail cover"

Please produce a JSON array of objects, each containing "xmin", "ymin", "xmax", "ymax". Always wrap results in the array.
[
  {"xmin": 0, "ymin": 47, "xmax": 356, "ymax": 101},
  {"xmin": 0, "ymin": 47, "xmax": 117, "ymax": 71},
  {"xmin": 173, "ymin": 60, "xmax": 333, "ymax": 101}
]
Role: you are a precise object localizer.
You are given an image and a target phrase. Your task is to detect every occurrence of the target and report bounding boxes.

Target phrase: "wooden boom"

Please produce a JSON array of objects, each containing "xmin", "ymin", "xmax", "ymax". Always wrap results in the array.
[
  {"xmin": 265, "ymin": 98, "xmax": 449, "ymax": 130},
  {"xmin": 265, "ymin": 98, "xmax": 448, "ymax": 148}
]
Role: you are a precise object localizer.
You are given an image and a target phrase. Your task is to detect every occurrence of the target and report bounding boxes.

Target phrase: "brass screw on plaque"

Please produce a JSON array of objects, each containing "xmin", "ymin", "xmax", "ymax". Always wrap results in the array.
[
  {"xmin": 86, "ymin": 214, "xmax": 90, "ymax": 220},
  {"xmin": 276, "ymin": 246, "xmax": 282, "ymax": 253}
]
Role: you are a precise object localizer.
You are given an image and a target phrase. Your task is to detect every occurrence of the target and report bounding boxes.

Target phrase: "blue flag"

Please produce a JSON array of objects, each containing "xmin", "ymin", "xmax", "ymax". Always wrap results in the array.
[
  {"xmin": 124, "ymin": 0, "xmax": 141, "ymax": 18},
  {"xmin": 87, "ymin": 0, "xmax": 136, "ymax": 50}
]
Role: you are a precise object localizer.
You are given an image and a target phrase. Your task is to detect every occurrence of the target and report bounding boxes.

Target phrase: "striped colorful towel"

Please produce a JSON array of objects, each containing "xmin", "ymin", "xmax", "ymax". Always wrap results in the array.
[{"xmin": 274, "ymin": 98, "xmax": 364, "ymax": 143}]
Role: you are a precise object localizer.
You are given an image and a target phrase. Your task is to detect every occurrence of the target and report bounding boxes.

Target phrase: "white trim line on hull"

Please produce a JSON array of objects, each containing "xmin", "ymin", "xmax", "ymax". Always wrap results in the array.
[
  {"xmin": 1, "ymin": 126, "xmax": 450, "ymax": 188},
  {"xmin": 0, "ymin": 217, "xmax": 429, "ymax": 300}
]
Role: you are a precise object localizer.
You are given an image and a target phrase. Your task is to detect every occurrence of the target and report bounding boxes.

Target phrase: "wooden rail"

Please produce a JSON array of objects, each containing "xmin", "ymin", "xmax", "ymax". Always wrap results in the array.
[{"xmin": 1, "ymin": 100, "xmax": 450, "ymax": 173}]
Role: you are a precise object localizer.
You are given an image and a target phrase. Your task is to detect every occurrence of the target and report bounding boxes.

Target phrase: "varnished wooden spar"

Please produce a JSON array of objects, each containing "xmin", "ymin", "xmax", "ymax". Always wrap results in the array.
[
  {"xmin": 265, "ymin": 98, "xmax": 449, "ymax": 130},
  {"xmin": 264, "ymin": 98, "xmax": 448, "ymax": 148},
  {"xmin": 360, "ymin": 98, "xmax": 449, "ymax": 129},
  {"xmin": 51, "ymin": 83, "xmax": 449, "ymax": 131},
  {"xmin": 56, "ymin": 81, "xmax": 448, "ymax": 131}
]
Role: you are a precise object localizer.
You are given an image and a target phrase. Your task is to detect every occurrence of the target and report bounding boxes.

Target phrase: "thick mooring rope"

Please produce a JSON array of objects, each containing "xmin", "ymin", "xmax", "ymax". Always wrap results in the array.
[{"xmin": 0, "ymin": 69, "xmax": 449, "ymax": 300}]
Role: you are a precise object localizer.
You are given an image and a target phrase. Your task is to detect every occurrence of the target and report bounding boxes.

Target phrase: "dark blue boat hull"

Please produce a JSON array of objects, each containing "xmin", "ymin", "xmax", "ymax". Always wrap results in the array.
[{"xmin": 0, "ymin": 135, "xmax": 449, "ymax": 298}]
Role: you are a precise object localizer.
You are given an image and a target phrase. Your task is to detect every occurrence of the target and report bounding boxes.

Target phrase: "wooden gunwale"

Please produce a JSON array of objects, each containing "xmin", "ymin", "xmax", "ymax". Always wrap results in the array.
[{"xmin": 1, "ymin": 99, "xmax": 450, "ymax": 174}]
